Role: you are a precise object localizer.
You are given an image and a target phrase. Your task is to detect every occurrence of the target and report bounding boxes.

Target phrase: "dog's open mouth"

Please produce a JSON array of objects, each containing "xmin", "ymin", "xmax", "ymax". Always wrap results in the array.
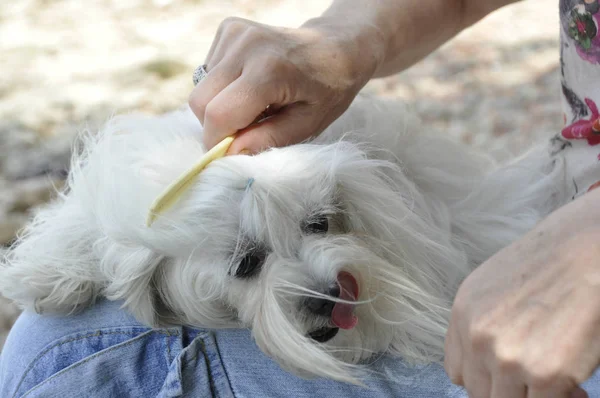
[
  {"xmin": 332, "ymin": 271, "xmax": 359, "ymax": 330},
  {"xmin": 308, "ymin": 326, "xmax": 339, "ymax": 343}
]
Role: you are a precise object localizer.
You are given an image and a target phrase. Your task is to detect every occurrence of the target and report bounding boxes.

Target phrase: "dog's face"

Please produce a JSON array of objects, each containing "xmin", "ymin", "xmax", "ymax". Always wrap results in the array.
[
  {"xmin": 150, "ymin": 144, "xmax": 394, "ymax": 378},
  {"xmin": 132, "ymin": 138, "xmax": 458, "ymax": 382}
]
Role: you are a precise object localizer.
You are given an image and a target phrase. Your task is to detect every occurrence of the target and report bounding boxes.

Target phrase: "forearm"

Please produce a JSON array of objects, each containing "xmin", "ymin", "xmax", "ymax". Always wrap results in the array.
[{"xmin": 305, "ymin": 0, "xmax": 519, "ymax": 77}]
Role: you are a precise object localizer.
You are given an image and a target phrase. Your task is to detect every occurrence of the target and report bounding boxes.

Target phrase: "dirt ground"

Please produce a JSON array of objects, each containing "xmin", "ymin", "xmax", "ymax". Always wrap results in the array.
[{"xmin": 0, "ymin": 0, "xmax": 560, "ymax": 348}]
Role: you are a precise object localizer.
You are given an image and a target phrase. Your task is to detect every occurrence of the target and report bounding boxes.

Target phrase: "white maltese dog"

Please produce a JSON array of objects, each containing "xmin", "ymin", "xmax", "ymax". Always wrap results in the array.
[{"xmin": 0, "ymin": 95, "xmax": 567, "ymax": 382}]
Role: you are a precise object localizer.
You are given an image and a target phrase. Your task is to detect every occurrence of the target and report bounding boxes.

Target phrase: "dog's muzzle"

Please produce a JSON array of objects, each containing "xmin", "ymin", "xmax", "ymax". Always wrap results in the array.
[
  {"xmin": 306, "ymin": 271, "xmax": 360, "ymax": 343},
  {"xmin": 305, "ymin": 284, "xmax": 340, "ymax": 317}
]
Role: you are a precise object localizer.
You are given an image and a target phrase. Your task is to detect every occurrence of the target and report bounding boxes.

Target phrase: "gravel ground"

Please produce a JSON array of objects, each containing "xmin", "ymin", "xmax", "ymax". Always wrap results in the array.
[{"xmin": 0, "ymin": 0, "xmax": 560, "ymax": 349}]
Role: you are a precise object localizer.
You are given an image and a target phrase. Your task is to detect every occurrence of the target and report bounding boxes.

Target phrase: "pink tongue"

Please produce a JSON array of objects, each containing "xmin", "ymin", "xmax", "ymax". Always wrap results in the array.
[{"xmin": 332, "ymin": 271, "xmax": 359, "ymax": 330}]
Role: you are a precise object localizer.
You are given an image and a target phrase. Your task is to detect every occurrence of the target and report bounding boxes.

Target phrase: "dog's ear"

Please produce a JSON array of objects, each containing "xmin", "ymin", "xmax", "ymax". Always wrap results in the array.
[{"xmin": 0, "ymin": 198, "xmax": 102, "ymax": 314}]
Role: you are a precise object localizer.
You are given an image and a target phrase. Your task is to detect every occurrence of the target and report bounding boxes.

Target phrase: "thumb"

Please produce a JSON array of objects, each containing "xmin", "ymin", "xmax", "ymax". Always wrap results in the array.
[
  {"xmin": 570, "ymin": 387, "xmax": 589, "ymax": 398},
  {"xmin": 228, "ymin": 105, "xmax": 321, "ymax": 155}
]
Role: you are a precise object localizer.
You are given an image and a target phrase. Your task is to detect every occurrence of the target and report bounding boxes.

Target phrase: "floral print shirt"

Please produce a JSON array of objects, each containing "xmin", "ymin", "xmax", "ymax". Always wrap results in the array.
[{"xmin": 558, "ymin": 0, "xmax": 600, "ymax": 197}]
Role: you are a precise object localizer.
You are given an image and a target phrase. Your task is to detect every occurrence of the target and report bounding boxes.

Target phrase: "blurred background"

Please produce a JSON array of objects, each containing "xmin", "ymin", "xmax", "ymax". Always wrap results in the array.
[{"xmin": 0, "ymin": 0, "xmax": 560, "ymax": 347}]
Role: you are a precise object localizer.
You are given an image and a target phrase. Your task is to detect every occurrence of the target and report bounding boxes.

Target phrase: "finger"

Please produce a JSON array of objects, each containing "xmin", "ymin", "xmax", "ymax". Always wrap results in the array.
[
  {"xmin": 204, "ymin": 17, "xmax": 251, "ymax": 67},
  {"xmin": 204, "ymin": 20, "xmax": 227, "ymax": 66},
  {"xmin": 444, "ymin": 308, "xmax": 465, "ymax": 385},
  {"xmin": 528, "ymin": 384, "xmax": 585, "ymax": 398},
  {"xmin": 463, "ymin": 364, "xmax": 492, "ymax": 398},
  {"xmin": 228, "ymin": 104, "xmax": 320, "ymax": 154},
  {"xmin": 570, "ymin": 387, "xmax": 589, "ymax": 398},
  {"xmin": 188, "ymin": 63, "xmax": 242, "ymax": 125},
  {"xmin": 527, "ymin": 389, "xmax": 572, "ymax": 398},
  {"xmin": 202, "ymin": 76, "xmax": 286, "ymax": 149},
  {"xmin": 204, "ymin": 32, "xmax": 236, "ymax": 70},
  {"xmin": 490, "ymin": 374, "xmax": 526, "ymax": 398},
  {"xmin": 461, "ymin": 327, "xmax": 492, "ymax": 398}
]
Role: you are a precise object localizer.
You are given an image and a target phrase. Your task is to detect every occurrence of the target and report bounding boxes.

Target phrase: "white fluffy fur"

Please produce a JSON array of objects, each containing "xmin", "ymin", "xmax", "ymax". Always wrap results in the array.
[{"xmin": 0, "ymin": 95, "xmax": 568, "ymax": 383}]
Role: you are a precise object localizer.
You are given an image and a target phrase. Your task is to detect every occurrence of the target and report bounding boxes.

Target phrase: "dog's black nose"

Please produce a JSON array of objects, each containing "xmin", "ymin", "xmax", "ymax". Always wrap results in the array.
[{"xmin": 306, "ymin": 284, "xmax": 341, "ymax": 317}]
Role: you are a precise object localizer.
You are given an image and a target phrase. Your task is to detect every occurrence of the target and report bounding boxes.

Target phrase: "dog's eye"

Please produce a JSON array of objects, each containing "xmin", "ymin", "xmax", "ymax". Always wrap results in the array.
[
  {"xmin": 302, "ymin": 215, "xmax": 329, "ymax": 234},
  {"xmin": 234, "ymin": 249, "xmax": 266, "ymax": 279}
]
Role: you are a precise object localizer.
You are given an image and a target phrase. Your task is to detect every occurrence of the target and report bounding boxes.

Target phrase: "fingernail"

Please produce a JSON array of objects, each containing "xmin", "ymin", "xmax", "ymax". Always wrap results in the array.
[{"xmin": 238, "ymin": 149, "xmax": 252, "ymax": 156}]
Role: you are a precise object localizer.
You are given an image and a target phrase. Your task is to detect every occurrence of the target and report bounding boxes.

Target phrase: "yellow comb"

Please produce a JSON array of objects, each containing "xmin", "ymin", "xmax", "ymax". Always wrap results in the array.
[{"xmin": 146, "ymin": 136, "xmax": 234, "ymax": 227}]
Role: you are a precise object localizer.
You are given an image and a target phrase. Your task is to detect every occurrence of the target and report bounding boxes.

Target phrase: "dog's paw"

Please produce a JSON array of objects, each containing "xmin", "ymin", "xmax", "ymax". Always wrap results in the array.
[{"xmin": 0, "ymin": 262, "xmax": 98, "ymax": 314}]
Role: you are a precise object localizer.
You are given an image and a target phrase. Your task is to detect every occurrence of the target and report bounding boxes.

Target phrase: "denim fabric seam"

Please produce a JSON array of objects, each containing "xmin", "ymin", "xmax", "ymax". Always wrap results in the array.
[
  {"xmin": 165, "ymin": 330, "xmax": 173, "ymax": 363},
  {"xmin": 196, "ymin": 336, "xmax": 218, "ymax": 397},
  {"xmin": 12, "ymin": 327, "xmax": 152, "ymax": 398},
  {"xmin": 19, "ymin": 329, "xmax": 165, "ymax": 398},
  {"xmin": 211, "ymin": 333, "xmax": 236, "ymax": 398}
]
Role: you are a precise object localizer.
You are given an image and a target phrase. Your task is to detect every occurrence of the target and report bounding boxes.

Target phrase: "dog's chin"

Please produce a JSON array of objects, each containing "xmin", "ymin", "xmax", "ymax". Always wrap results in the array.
[
  {"xmin": 249, "ymin": 275, "xmax": 396, "ymax": 383},
  {"xmin": 308, "ymin": 326, "xmax": 339, "ymax": 343},
  {"xmin": 255, "ymin": 311, "xmax": 394, "ymax": 384},
  {"xmin": 324, "ymin": 307, "xmax": 395, "ymax": 364}
]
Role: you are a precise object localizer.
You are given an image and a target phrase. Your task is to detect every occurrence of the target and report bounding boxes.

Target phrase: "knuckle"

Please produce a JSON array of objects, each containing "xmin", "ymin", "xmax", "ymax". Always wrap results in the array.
[
  {"xmin": 555, "ymin": 346, "xmax": 588, "ymax": 385},
  {"xmin": 536, "ymin": 350, "xmax": 586, "ymax": 386},
  {"xmin": 243, "ymin": 25, "xmax": 270, "ymax": 44},
  {"xmin": 527, "ymin": 359, "xmax": 567, "ymax": 389},
  {"xmin": 467, "ymin": 320, "xmax": 494, "ymax": 350},
  {"xmin": 221, "ymin": 16, "xmax": 243, "ymax": 28},
  {"xmin": 493, "ymin": 345, "xmax": 522, "ymax": 373},
  {"xmin": 204, "ymin": 102, "xmax": 226, "ymax": 125},
  {"xmin": 528, "ymin": 369, "xmax": 560, "ymax": 390},
  {"xmin": 219, "ymin": 17, "xmax": 249, "ymax": 36},
  {"xmin": 188, "ymin": 90, "xmax": 208, "ymax": 114}
]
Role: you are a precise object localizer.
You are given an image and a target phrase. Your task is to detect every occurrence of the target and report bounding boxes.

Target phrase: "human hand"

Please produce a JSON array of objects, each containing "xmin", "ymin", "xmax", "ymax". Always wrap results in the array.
[
  {"xmin": 189, "ymin": 17, "xmax": 384, "ymax": 154},
  {"xmin": 444, "ymin": 189, "xmax": 600, "ymax": 398}
]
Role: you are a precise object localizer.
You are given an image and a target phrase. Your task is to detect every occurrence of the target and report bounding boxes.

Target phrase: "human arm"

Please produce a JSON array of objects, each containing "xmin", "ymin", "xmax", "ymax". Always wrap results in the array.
[
  {"xmin": 313, "ymin": 0, "xmax": 518, "ymax": 78},
  {"xmin": 190, "ymin": 0, "xmax": 517, "ymax": 154}
]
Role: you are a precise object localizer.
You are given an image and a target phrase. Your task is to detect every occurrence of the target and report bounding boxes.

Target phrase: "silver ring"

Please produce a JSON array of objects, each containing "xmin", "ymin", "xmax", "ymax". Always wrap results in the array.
[{"xmin": 193, "ymin": 64, "xmax": 208, "ymax": 86}]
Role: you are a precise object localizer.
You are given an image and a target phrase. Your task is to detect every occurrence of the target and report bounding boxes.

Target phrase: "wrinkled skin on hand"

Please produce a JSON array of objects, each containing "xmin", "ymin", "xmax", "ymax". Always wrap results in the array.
[{"xmin": 445, "ymin": 188, "xmax": 600, "ymax": 398}]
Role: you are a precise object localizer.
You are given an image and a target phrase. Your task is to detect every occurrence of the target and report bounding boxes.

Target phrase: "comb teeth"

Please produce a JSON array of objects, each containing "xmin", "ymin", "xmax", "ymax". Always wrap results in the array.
[{"xmin": 146, "ymin": 136, "xmax": 234, "ymax": 227}]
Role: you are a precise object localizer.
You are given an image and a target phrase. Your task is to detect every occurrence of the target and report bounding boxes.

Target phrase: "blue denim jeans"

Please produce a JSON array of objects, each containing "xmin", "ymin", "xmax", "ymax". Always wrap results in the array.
[{"xmin": 2, "ymin": 299, "xmax": 600, "ymax": 398}]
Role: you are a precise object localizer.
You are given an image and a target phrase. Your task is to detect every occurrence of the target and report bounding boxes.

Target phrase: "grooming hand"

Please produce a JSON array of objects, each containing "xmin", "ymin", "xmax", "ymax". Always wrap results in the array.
[
  {"xmin": 189, "ymin": 17, "xmax": 382, "ymax": 154},
  {"xmin": 445, "ymin": 188, "xmax": 600, "ymax": 398}
]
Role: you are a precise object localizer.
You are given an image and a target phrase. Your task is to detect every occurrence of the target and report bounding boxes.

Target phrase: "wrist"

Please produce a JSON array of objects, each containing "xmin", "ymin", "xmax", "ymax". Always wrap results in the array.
[{"xmin": 301, "ymin": 16, "xmax": 386, "ymax": 86}]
